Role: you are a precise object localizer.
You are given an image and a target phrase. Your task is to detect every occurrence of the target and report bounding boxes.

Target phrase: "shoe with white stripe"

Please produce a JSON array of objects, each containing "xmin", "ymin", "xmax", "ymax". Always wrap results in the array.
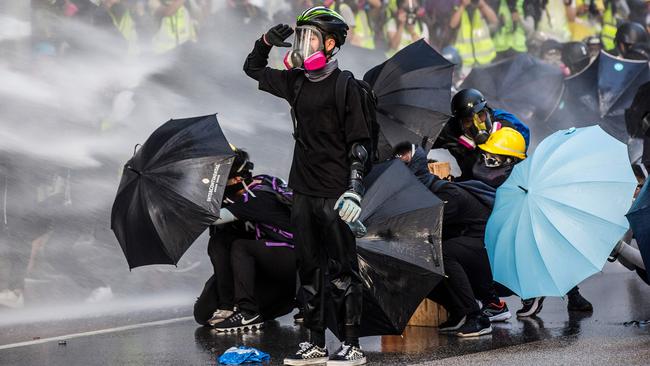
[
  {"xmin": 213, "ymin": 311, "xmax": 263, "ymax": 332},
  {"xmin": 327, "ymin": 343, "xmax": 366, "ymax": 365},
  {"xmin": 284, "ymin": 342, "xmax": 329, "ymax": 365}
]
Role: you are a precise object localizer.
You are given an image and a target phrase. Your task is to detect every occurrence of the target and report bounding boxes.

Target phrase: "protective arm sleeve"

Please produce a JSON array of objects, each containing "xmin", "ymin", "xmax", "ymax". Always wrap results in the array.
[{"xmin": 348, "ymin": 142, "xmax": 368, "ymax": 197}]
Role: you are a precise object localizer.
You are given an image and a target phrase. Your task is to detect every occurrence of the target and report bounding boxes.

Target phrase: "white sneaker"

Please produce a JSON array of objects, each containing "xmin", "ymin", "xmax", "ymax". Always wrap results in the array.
[
  {"xmin": 208, "ymin": 309, "xmax": 235, "ymax": 326},
  {"xmin": 85, "ymin": 286, "xmax": 114, "ymax": 303},
  {"xmin": 0, "ymin": 289, "xmax": 24, "ymax": 308}
]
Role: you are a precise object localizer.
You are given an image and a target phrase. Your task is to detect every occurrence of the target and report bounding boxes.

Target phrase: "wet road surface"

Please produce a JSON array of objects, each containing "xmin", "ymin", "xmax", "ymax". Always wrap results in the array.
[{"xmin": 0, "ymin": 271, "xmax": 648, "ymax": 365}]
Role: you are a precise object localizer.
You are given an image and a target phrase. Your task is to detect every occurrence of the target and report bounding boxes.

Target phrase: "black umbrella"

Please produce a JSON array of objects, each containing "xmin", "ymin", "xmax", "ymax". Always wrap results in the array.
[
  {"xmin": 625, "ymin": 81, "xmax": 650, "ymax": 139},
  {"xmin": 459, "ymin": 53, "xmax": 565, "ymax": 147},
  {"xmin": 551, "ymin": 51, "xmax": 650, "ymax": 142},
  {"xmin": 111, "ymin": 114, "xmax": 235, "ymax": 269},
  {"xmin": 328, "ymin": 160, "xmax": 445, "ymax": 337},
  {"xmin": 363, "ymin": 40, "xmax": 453, "ymax": 161},
  {"xmin": 626, "ymin": 180, "xmax": 650, "ymax": 284}
]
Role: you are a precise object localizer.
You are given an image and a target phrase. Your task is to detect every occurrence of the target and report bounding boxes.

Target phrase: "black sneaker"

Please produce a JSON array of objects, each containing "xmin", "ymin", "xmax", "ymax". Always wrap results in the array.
[
  {"xmin": 328, "ymin": 343, "xmax": 366, "ymax": 365},
  {"xmin": 567, "ymin": 291, "xmax": 593, "ymax": 312},
  {"xmin": 455, "ymin": 315, "xmax": 492, "ymax": 337},
  {"xmin": 481, "ymin": 300, "xmax": 512, "ymax": 322},
  {"xmin": 516, "ymin": 297, "xmax": 545, "ymax": 317},
  {"xmin": 438, "ymin": 314, "xmax": 466, "ymax": 333},
  {"xmin": 213, "ymin": 311, "xmax": 263, "ymax": 333},
  {"xmin": 284, "ymin": 342, "xmax": 329, "ymax": 365}
]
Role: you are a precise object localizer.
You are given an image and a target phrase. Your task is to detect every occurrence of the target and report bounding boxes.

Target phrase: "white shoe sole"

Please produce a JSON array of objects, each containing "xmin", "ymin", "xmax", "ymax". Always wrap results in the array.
[
  {"xmin": 283, "ymin": 356, "xmax": 329, "ymax": 365},
  {"xmin": 214, "ymin": 322, "xmax": 264, "ymax": 333},
  {"xmin": 516, "ymin": 298, "xmax": 545, "ymax": 317},
  {"xmin": 438, "ymin": 316, "xmax": 467, "ymax": 333},
  {"xmin": 488, "ymin": 311, "xmax": 512, "ymax": 322},
  {"xmin": 456, "ymin": 325, "xmax": 493, "ymax": 337},
  {"xmin": 328, "ymin": 356, "xmax": 367, "ymax": 365}
]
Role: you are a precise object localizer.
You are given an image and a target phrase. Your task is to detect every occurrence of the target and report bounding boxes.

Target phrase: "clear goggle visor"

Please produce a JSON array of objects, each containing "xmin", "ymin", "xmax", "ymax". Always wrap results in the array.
[{"xmin": 293, "ymin": 26, "xmax": 324, "ymax": 59}]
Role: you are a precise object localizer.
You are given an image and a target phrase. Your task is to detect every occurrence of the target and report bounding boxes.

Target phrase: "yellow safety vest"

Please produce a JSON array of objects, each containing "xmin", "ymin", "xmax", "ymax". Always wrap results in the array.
[
  {"xmin": 537, "ymin": 0, "xmax": 571, "ymax": 42},
  {"xmin": 493, "ymin": 0, "xmax": 527, "ymax": 53},
  {"xmin": 601, "ymin": 3, "xmax": 617, "ymax": 51},
  {"xmin": 108, "ymin": 8, "xmax": 139, "ymax": 56},
  {"xmin": 570, "ymin": 0, "xmax": 602, "ymax": 40},
  {"xmin": 331, "ymin": 2, "xmax": 375, "ymax": 50},
  {"xmin": 352, "ymin": 11, "xmax": 375, "ymax": 49},
  {"xmin": 152, "ymin": 5, "xmax": 197, "ymax": 54},
  {"xmin": 455, "ymin": 8, "xmax": 496, "ymax": 67},
  {"xmin": 385, "ymin": 19, "xmax": 424, "ymax": 57}
]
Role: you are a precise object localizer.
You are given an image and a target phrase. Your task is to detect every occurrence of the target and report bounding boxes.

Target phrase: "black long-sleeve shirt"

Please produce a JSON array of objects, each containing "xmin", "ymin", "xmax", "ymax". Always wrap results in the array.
[{"xmin": 244, "ymin": 39, "xmax": 371, "ymax": 198}]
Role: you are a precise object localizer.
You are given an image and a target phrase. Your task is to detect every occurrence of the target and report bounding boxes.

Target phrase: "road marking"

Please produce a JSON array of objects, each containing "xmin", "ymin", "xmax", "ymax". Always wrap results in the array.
[{"xmin": 0, "ymin": 316, "xmax": 193, "ymax": 351}]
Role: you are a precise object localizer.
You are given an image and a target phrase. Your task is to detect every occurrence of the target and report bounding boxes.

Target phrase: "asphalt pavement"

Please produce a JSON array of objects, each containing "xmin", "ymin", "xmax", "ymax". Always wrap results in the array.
[{"xmin": 0, "ymin": 270, "xmax": 648, "ymax": 365}]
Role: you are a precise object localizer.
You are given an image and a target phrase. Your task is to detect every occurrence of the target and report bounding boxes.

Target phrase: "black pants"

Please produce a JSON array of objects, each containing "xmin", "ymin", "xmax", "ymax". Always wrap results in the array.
[
  {"xmin": 291, "ymin": 193, "xmax": 363, "ymax": 337},
  {"xmin": 428, "ymin": 236, "xmax": 497, "ymax": 316},
  {"xmin": 231, "ymin": 239, "xmax": 296, "ymax": 314},
  {"xmin": 194, "ymin": 235, "xmax": 296, "ymax": 325}
]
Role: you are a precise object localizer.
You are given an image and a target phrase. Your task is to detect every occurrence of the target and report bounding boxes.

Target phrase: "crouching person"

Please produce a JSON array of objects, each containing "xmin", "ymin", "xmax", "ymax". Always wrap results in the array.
[
  {"xmin": 193, "ymin": 148, "xmax": 297, "ymax": 332},
  {"xmin": 393, "ymin": 142, "xmax": 509, "ymax": 337}
]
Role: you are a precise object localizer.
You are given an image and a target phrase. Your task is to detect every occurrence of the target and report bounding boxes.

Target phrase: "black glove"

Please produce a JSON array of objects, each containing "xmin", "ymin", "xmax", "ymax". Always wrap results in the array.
[{"xmin": 264, "ymin": 24, "xmax": 294, "ymax": 47}]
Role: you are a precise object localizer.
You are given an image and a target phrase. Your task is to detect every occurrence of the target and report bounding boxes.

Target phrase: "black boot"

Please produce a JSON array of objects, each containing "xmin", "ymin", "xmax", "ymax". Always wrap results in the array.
[{"xmin": 567, "ymin": 288, "xmax": 593, "ymax": 312}]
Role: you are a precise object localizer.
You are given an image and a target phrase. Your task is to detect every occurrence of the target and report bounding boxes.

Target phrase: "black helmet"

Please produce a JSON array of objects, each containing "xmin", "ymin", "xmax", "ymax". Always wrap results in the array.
[
  {"xmin": 441, "ymin": 45, "xmax": 462, "ymax": 67},
  {"xmin": 615, "ymin": 22, "xmax": 649, "ymax": 47},
  {"xmin": 562, "ymin": 42, "xmax": 590, "ymax": 74},
  {"xmin": 625, "ymin": 42, "xmax": 650, "ymax": 61},
  {"xmin": 296, "ymin": 6, "xmax": 349, "ymax": 47},
  {"xmin": 451, "ymin": 88, "xmax": 488, "ymax": 118}
]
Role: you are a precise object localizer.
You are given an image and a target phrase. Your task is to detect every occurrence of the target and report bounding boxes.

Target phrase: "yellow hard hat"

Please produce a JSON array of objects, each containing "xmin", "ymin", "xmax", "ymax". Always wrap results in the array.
[{"xmin": 478, "ymin": 127, "xmax": 527, "ymax": 160}]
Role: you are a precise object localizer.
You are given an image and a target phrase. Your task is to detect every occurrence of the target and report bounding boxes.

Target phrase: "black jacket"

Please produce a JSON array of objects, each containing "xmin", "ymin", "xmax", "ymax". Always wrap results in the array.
[{"xmin": 243, "ymin": 39, "xmax": 371, "ymax": 198}]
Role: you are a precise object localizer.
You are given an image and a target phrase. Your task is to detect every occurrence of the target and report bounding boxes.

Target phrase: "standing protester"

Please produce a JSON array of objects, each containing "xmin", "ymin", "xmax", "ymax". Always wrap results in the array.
[
  {"xmin": 243, "ymin": 6, "xmax": 371, "ymax": 365},
  {"xmin": 193, "ymin": 149, "xmax": 298, "ymax": 332},
  {"xmin": 450, "ymin": 0, "xmax": 499, "ymax": 68}
]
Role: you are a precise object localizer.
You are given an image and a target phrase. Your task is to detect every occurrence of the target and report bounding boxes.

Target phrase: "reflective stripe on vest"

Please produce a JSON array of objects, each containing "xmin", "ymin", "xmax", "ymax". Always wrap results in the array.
[
  {"xmin": 601, "ymin": 3, "xmax": 617, "ymax": 51},
  {"xmin": 109, "ymin": 9, "xmax": 139, "ymax": 56},
  {"xmin": 455, "ymin": 9, "xmax": 496, "ymax": 67},
  {"xmin": 152, "ymin": 5, "xmax": 197, "ymax": 54},
  {"xmin": 493, "ymin": 0, "xmax": 527, "ymax": 53}
]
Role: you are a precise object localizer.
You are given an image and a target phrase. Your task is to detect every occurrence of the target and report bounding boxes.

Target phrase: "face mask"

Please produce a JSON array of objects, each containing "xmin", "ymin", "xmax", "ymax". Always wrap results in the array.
[
  {"xmin": 284, "ymin": 25, "xmax": 328, "ymax": 71},
  {"xmin": 224, "ymin": 183, "xmax": 244, "ymax": 199},
  {"xmin": 463, "ymin": 111, "xmax": 492, "ymax": 144},
  {"xmin": 472, "ymin": 160, "xmax": 514, "ymax": 188}
]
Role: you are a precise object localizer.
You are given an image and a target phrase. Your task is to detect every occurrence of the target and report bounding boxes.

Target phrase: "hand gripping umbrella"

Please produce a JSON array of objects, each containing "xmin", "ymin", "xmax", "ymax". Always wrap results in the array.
[
  {"xmin": 459, "ymin": 53, "xmax": 565, "ymax": 147},
  {"xmin": 328, "ymin": 160, "xmax": 445, "ymax": 337},
  {"xmin": 111, "ymin": 114, "xmax": 235, "ymax": 269},
  {"xmin": 485, "ymin": 126, "xmax": 637, "ymax": 299},
  {"xmin": 551, "ymin": 51, "xmax": 650, "ymax": 142},
  {"xmin": 363, "ymin": 40, "xmax": 453, "ymax": 161}
]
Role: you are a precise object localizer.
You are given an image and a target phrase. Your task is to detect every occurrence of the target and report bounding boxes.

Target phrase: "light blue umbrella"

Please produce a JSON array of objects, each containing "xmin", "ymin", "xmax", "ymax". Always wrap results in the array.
[{"xmin": 485, "ymin": 126, "xmax": 637, "ymax": 299}]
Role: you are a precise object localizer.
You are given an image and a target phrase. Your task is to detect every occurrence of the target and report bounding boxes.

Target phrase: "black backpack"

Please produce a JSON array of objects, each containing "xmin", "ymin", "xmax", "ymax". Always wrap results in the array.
[{"xmin": 290, "ymin": 71, "xmax": 381, "ymax": 168}]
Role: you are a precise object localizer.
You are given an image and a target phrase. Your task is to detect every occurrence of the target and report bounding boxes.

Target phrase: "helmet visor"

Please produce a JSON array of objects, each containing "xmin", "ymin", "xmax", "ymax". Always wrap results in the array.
[{"xmin": 293, "ymin": 26, "xmax": 324, "ymax": 60}]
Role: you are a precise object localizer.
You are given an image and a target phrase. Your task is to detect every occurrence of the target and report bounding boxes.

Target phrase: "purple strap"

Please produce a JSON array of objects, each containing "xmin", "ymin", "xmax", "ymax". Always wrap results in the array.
[{"xmin": 265, "ymin": 242, "xmax": 295, "ymax": 249}]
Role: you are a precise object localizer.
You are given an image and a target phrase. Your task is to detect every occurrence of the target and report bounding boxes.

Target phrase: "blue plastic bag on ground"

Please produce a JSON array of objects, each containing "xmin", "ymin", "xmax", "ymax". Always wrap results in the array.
[{"xmin": 218, "ymin": 346, "xmax": 270, "ymax": 365}]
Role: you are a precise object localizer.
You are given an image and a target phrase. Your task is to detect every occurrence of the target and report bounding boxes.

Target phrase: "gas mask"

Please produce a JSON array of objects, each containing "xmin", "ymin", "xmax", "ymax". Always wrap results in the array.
[
  {"xmin": 463, "ymin": 110, "xmax": 493, "ymax": 145},
  {"xmin": 284, "ymin": 26, "xmax": 328, "ymax": 71}
]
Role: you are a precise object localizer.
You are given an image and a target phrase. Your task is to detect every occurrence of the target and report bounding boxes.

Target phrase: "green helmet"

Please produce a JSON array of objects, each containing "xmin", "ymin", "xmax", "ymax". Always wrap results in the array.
[{"xmin": 296, "ymin": 6, "xmax": 349, "ymax": 47}]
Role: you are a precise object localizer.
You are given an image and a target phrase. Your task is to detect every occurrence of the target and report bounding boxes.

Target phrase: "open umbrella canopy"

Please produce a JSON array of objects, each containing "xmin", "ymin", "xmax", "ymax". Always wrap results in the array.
[
  {"xmin": 485, "ymin": 126, "xmax": 637, "ymax": 299},
  {"xmin": 626, "ymin": 180, "xmax": 650, "ymax": 284},
  {"xmin": 550, "ymin": 51, "xmax": 650, "ymax": 142},
  {"xmin": 460, "ymin": 53, "xmax": 565, "ymax": 146},
  {"xmin": 364, "ymin": 40, "xmax": 453, "ymax": 160},
  {"xmin": 328, "ymin": 160, "xmax": 444, "ymax": 337},
  {"xmin": 111, "ymin": 114, "xmax": 235, "ymax": 269}
]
